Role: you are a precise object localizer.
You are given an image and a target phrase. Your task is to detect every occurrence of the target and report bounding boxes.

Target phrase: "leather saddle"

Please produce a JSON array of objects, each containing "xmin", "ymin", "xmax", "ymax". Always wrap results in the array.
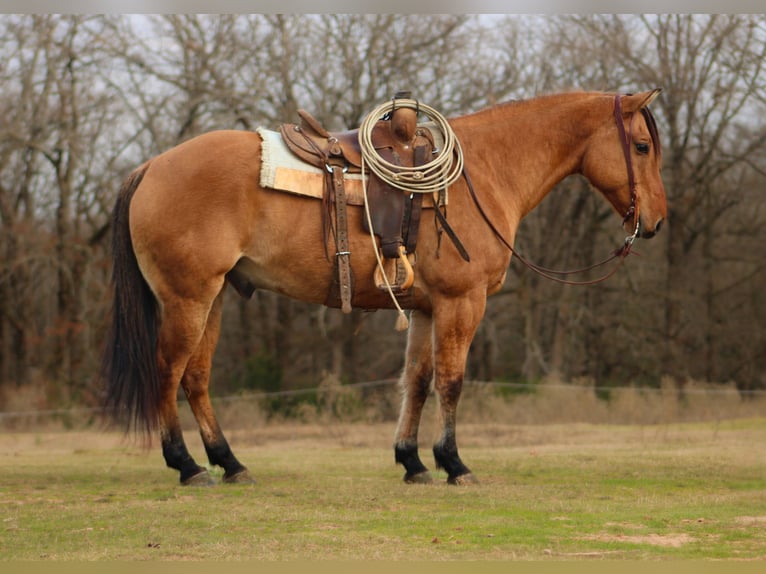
[
  {"xmin": 280, "ymin": 103, "xmax": 435, "ymax": 176},
  {"xmin": 279, "ymin": 94, "xmax": 436, "ymax": 305}
]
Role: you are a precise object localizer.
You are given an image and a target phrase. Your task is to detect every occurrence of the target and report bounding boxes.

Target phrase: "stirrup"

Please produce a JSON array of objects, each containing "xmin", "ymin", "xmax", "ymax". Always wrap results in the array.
[{"xmin": 373, "ymin": 245, "xmax": 415, "ymax": 293}]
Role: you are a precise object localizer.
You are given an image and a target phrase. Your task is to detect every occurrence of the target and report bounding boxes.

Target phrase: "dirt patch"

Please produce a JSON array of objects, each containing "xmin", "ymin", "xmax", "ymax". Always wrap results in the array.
[
  {"xmin": 581, "ymin": 533, "xmax": 695, "ymax": 547},
  {"xmin": 604, "ymin": 521, "xmax": 647, "ymax": 530},
  {"xmin": 735, "ymin": 516, "xmax": 766, "ymax": 525}
]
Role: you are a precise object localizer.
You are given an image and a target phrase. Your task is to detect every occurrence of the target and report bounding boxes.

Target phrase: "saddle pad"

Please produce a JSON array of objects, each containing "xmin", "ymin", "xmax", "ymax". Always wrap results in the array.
[
  {"xmin": 257, "ymin": 127, "xmax": 443, "ymax": 207},
  {"xmin": 258, "ymin": 127, "xmax": 367, "ymax": 205}
]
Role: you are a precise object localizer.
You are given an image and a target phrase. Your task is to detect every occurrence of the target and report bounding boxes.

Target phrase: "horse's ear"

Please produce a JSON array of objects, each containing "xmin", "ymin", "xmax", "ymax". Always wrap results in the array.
[{"xmin": 622, "ymin": 89, "xmax": 662, "ymax": 113}]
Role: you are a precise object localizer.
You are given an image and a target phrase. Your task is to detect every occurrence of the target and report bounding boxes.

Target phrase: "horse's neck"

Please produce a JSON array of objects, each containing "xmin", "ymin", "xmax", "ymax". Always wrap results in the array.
[{"xmin": 455, "ymin": 94, "xmax": 603, "ymax": 219}]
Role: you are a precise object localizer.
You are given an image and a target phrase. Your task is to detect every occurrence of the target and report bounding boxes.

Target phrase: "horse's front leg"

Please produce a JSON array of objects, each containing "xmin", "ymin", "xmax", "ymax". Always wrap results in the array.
[
  {"xmin": 430, "ymin": 292, "xmax": 486, "ymax": 485},
  {"xmin": 394, "ymin": 309, "xmax": 435, "ymax": 484}
]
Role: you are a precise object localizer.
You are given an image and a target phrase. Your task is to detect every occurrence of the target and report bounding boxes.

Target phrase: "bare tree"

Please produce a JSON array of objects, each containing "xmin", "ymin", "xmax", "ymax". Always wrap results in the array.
[
  {"xmin": 0, "ymin": 15, "xmax": 46, "ymax": 386},
  {"xmin": 0, "ymin": 15, "xmax": 126, "ymax": 396},
  {"xmin": 4, "ymin": 14, "xmax": 765, "ymax": 411}
]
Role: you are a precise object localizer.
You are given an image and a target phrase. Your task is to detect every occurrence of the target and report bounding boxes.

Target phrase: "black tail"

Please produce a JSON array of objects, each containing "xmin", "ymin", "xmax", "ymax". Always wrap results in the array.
[{"xmin": 101, "ymin": 163, "xmax": 161, "ymax": 435}]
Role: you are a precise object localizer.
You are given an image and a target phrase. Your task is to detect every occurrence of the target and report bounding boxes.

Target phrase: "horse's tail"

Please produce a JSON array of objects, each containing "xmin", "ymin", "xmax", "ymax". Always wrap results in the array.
[{"xmin": 101, "ymin": 161, "xmax": 161, "ymax": 436}]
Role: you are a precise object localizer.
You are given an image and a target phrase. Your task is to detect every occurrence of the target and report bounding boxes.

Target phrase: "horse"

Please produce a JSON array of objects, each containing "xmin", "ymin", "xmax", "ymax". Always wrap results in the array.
[{"xmin": 101, "ymin": 89, "xmax": 666, "ymax": 485}]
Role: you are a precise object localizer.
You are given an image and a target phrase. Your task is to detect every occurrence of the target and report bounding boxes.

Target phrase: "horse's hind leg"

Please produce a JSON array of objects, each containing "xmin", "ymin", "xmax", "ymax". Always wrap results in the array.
[
  {"xmin": 155, "ymin": 298, "xmax": 215, "ymax": 485},
  {"xmin": 394, "ymin": 310, "xmax": 435, "ymax": 484},
  {"xmin": 181, "ymin": 290, "xmax": 254, "ymax": 484},
  {"xmin": 155, "ymin": 284, "xmax": 231, "ymax": 486}
]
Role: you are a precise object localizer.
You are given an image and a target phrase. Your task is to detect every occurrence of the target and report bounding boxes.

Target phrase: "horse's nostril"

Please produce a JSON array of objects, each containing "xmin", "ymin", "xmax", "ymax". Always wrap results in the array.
[{"xmin": 641, "ymin": 218, "xmax": 663, "ymax": 239}]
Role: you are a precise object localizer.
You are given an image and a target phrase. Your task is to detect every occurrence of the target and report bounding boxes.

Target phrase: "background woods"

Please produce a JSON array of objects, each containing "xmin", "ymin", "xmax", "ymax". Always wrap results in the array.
[{"xmin": 1, "ymin": 14, "xmax": 765, "ymax": 411}]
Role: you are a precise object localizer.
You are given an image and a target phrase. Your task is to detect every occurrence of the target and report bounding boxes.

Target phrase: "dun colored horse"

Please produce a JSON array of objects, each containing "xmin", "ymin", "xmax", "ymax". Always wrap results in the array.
[{"xmin": 102, "ymin": 90, "xmax": 666, "ymax": 485}]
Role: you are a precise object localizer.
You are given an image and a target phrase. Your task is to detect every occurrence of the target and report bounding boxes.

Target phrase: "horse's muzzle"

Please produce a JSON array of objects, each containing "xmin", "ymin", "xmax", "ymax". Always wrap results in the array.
[{"xmin": 640, "ymin": 217, "xmax": 663, "ymax": 239}]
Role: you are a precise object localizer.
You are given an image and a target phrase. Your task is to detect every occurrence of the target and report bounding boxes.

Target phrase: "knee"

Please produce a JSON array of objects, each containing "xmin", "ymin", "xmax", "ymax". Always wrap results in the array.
[{"xmin": 434, "ymin": 377, "xmax": 463, "ymax": 404}]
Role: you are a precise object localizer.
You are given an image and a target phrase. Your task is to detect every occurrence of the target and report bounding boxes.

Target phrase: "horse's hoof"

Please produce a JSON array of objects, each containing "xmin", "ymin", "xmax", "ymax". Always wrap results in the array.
[
  {"xmin": 448, "ymin": 472, "xmax": 479, "ymax": 486},
  {"xmin": 181, "ymin": 469, "xmax": 216, "ymax": 486},
  {"xmin": 404, "ymin": 471, "xmax": 433, "ymax": 484},
  {"xmin": 223, "ymin": 469, "xmax": 257, "ymax": 485}
]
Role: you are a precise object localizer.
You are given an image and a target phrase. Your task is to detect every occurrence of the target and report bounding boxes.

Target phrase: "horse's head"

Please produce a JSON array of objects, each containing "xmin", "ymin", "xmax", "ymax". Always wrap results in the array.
[{"xmin": 582, "ymin": 89, "xmax": 667, "ymax": 239}]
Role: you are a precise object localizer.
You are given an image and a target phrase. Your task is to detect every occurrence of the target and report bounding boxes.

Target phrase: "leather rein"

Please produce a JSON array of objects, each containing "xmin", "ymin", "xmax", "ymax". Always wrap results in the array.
[{"xmin": 465, "ymin": 94, "xmax": 641, "ymax": 286}]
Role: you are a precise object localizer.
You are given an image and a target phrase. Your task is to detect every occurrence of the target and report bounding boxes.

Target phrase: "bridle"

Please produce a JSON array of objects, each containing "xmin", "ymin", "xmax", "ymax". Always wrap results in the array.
[
  {"xmin": 466, "ymin": 94, "xmax": 643, "ymax": 286},
  {"xmin": 614, "ymin": 94, "xmax": 641, "ymax": 245}
]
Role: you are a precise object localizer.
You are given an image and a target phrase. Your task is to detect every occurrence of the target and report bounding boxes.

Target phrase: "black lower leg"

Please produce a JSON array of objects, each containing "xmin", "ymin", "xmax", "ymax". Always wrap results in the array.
[
  {"xmin": 395, "ymin": 440, "xmax": 430, "ymax": 481},
  {"xmin": 433, "ymin": 437, "xmax": 472, "ymax": 483},
  {"xmin": 203, "ymin": 437, "xmax": 248, "ymax": 480},
  {"xmin": 161, "ymin": 429, "xmax": 207, "ymax": 483}
]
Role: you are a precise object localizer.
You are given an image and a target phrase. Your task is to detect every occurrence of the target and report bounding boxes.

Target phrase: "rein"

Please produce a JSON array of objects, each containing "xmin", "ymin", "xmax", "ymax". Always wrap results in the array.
[{"xmin": 466, "ymin": 94, "xmax": 641, "ymax": 286}]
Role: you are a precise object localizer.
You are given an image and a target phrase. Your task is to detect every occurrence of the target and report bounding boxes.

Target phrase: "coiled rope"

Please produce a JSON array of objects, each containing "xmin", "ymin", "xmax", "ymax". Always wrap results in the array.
[
  {"xmin": 358, "ymin": 98, "xmax": 464, "ymax": 194},
  {"xmin": 358, "ymin": 98, "xmax": 464, "ymax": 331}
]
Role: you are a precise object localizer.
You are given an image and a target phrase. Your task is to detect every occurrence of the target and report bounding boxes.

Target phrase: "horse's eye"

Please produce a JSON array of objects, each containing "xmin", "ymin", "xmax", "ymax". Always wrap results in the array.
[{"xmin": 636, "ymin": 142, "xmax": 650, "ymax": 154}]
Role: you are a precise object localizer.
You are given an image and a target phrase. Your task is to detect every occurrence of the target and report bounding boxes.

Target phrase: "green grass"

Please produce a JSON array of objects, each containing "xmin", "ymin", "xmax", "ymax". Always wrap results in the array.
[{"xmin": 1, "ymin": 419, "xmax": 765, "ymax": 561}]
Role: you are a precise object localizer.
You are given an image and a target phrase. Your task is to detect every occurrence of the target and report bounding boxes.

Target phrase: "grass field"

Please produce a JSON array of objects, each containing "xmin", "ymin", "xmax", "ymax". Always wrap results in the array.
[{"xmin": 1, "ymin": 406, "xmax": 765, "ymax": 561}]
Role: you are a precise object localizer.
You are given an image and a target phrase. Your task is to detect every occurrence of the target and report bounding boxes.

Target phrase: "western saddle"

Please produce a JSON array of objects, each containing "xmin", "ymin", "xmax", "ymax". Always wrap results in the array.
[{"xmin": 280, "ymin": 92, "xmax": 439, "ymax": 313}]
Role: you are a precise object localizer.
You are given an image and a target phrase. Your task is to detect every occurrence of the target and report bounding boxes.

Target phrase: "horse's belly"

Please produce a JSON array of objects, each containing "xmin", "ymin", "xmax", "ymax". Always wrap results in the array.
[{"xmin": 228, "ymin": 250, "xmax": 333, "ymax": 303}]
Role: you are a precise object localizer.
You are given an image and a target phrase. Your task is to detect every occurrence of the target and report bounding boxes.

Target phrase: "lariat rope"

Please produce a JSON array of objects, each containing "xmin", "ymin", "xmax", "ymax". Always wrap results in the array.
[
  {"xmin": 358, "ymin": 98, "xmax": 464, "ymax": 194},
  {"xmin": 358, "ymin": 98, "xmax": 464, "ymax": 330}
]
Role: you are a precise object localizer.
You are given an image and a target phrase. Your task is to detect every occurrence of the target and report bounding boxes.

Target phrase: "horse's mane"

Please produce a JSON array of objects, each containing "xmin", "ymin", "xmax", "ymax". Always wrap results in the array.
[{"xmin": 456, "ymin": 91, "xmax": 600, "ymax": 122}]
